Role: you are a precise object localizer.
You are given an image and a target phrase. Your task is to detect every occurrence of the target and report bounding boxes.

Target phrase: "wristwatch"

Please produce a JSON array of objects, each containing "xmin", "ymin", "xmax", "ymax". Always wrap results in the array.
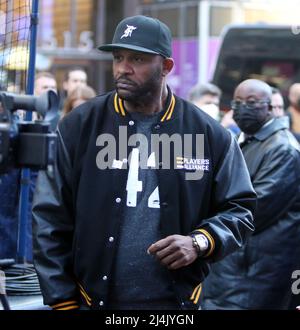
[{"xmin": 191, "ymin": 233, "xmax": 209, "ymax": 257}]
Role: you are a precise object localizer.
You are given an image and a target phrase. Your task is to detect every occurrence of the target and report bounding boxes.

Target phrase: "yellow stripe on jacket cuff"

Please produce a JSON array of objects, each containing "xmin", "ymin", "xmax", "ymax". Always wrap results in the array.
[{"xmin": 196, "ymin": 229, "xmax": 215, "ymax": 257}]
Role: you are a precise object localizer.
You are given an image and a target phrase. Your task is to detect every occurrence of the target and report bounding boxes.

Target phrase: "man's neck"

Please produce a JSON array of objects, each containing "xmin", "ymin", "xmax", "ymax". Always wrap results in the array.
[{"xmin": 124, "ymin": 84, "xmax": 168, "ymax": 115}]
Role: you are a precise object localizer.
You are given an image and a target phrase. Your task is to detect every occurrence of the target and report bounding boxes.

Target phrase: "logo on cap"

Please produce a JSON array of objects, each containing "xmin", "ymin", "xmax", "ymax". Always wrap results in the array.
[{"xmin": 121, "ymin": 25, "xmax": 137, "ymax": 39}]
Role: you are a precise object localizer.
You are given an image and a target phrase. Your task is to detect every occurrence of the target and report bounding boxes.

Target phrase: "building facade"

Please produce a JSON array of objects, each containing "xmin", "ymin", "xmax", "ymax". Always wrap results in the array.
[{"xmin": 2, "ymin": 0, "xmax": 300, "ymax": 99}]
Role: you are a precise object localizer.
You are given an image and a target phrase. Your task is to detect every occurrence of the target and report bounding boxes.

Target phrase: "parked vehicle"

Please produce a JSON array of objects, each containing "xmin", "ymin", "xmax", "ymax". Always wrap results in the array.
[{"xmin": 212, "ymin": 24, "xmax": 300, "ymax": 110}]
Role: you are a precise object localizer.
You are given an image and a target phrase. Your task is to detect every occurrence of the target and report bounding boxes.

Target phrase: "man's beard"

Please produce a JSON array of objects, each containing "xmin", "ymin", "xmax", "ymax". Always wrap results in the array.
[{"xmin": 115, "ymin": 68, "xmax": 162, "ymax": 105}]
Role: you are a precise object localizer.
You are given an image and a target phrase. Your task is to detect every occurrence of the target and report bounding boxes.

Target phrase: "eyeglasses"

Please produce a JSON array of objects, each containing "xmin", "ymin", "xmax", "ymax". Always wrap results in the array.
[{"xmin": 231, "ymin": 100, "xmax": 270, "ymax": 110}]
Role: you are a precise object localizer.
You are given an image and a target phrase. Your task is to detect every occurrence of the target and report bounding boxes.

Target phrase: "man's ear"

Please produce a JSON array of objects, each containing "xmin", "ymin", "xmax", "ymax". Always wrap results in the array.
[{"xmin": 162, "ymin": 57, "xmax": 174, "ymax": 76}]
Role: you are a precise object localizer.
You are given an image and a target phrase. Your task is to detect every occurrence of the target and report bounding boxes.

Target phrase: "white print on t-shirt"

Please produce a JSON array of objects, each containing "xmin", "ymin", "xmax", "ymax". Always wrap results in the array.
[{"xmin": 126, "ymin": 148, "xmax": 159, "ymax": 209}]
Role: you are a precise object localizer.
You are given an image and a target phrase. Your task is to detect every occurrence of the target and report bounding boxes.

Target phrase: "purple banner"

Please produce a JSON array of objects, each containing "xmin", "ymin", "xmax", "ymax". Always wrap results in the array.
[
  {"xmin": 167, "ymin": 37, "xmax": 221, "ymax": 99},
  {"xmin": 167, "ymin": 38, "xmax": 199, "ymax": 99}
]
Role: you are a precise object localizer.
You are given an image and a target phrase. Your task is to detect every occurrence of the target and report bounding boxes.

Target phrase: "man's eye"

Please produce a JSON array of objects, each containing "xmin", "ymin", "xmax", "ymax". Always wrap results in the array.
[
  {"xmin": 113, "ymin": 55, "xmax": 122, "ymax": 61},
  {"xmin": 235, "ymin": 101, "xmax": 242, "ymax": 106},
  {"xmin": 134, "ymin": 57, "xmax": 144, "ymax": 62}
]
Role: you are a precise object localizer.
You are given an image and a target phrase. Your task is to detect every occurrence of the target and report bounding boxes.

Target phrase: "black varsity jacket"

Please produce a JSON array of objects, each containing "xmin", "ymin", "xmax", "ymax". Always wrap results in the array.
[{"xmin": 32, "ymin": 88, "xmax": 256, "ymax": 310}]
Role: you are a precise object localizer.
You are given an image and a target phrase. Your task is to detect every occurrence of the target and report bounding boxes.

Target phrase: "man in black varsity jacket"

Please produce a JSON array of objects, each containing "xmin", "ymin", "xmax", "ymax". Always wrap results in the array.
[{"xmin": 32, "ymin": 15, "xmax": 256, "ymax": 310}]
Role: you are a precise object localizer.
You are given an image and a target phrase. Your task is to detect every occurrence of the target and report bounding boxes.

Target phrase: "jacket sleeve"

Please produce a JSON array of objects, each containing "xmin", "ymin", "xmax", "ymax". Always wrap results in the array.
[
  {"xmin": 251, "ymin": 146, "xmax": 300, "ymax": 233},
  {"xmin": 32, "ymin": 128, "xmax": 79, "ymax": 309},
  {"xmin": 192, "ymin": 135, "xmax": 257, "ymax": 262}
]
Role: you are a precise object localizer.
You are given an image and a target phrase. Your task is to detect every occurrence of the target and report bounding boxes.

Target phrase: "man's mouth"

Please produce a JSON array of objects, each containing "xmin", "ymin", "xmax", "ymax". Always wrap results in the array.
[{"xmin": 116, "ymin": 79, "xmax": 135, "ymax": 90}]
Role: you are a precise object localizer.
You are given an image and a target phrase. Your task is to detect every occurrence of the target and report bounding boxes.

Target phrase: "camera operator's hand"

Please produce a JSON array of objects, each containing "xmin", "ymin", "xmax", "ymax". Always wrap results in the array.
[{"xmin": 147, "ymin": 235, "xmax": 197, "ymax": 270}]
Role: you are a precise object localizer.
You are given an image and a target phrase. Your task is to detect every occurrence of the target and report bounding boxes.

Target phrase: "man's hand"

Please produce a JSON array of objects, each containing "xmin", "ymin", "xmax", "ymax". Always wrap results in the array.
[{"xmin": 147, "ymin": 235, "xmax": 198, "ymax": 270}]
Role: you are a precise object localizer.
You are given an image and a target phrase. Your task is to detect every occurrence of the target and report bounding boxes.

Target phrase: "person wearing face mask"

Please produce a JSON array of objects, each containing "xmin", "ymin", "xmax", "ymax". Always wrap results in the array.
[
  {"xmin": 187, "ymin": 82, "xmax": 221, "ymax": 121},
  {"xmin": 188, "ymin": 83, "xmax": 240, "ymax": 136},
  {"xmin": 201, "ymin": 79, "xmax": 300, "ymax": 310}
]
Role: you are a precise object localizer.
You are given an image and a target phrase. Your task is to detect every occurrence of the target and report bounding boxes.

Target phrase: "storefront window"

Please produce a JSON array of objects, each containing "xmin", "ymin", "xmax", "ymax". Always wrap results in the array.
[{"xmin": 38, "ymin": 0, "xmax": 95, "ymax": 51}]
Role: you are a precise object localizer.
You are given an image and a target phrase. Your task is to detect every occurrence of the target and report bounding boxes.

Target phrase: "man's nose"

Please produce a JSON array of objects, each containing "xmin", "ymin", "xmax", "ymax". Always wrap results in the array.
[{"xmin": 117, "ymin": 60, "xmax": 133, "ymax": 75}]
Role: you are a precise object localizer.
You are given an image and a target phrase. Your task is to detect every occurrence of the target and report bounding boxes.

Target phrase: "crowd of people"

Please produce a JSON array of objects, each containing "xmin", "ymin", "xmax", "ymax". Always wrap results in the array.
[{"xmin": 1, "ymin": 14, "xmax": 300, "ymax": 311}]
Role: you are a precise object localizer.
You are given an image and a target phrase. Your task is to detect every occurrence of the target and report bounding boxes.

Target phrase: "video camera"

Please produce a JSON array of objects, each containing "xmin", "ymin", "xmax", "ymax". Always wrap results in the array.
[{"xmin": 0, "ymin": 90, "xmax": 59, "ymax": 175}]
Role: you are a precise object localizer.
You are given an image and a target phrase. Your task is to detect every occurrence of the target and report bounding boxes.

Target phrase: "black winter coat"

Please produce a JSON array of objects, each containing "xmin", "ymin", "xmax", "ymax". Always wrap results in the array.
[{"xmin": 202, "ymin": 117, "xmax": 300, "ymax": 310}]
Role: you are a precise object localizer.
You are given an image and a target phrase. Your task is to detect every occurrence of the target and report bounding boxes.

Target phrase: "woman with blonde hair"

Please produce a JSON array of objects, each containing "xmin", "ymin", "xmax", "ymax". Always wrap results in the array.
[{"xmin": 62, "ymin": 85, "xmax": 96, "ymax": 118}]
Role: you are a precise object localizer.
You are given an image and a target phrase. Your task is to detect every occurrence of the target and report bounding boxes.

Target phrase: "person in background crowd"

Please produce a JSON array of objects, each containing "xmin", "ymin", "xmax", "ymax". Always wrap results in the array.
[
  {"xmin": 58, "ymin": 67, "xmax": 88, "ymax": 111},
  {"xmin": 188, "ymin": 83, "xmax": 240, "ymax": 136},
  {"xmin": 34, "ymin": 72, "xmax": 58, "ymax": 96},
  {"xmin": 271, "ymin": 87, "xmax": 299, "ymax": 142},
  {"xmin": 188, "ymin": 82, "xmax": 240, "ymax": 135},
  {"xmin": 287, "ymin": 83, "xmax": 300, "ymax": 142},
  {"xmin": 271, "ymin": 87, "xmax": 285, "ymax": 117},
  {"xmin": 34, "ymin": 71, "xmax": 60, "ymax": 131},
  {"xmin": 32, "ymin": 15, "xmax": 256, "ymax": 311},
  {"xmin": 61, "ymin": 85, "xmax": 96, "ymax": 118},
  {"xmin": 63, "ymin": 67, "xmax": 88, "ymax": 97},
  {"xmin": 202, "ymin": 79, "xmax": 300, "ymax": 310},
  {"xmin": 188, "ymin": 82, "xmax": 221, "ymax": 121}
]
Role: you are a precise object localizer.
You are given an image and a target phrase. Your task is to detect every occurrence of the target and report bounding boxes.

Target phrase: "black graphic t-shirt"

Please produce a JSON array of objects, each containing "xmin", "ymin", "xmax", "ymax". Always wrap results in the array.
[{"xmin": 108, "ymin": 112, "xmax": 178, "ymax": 310}]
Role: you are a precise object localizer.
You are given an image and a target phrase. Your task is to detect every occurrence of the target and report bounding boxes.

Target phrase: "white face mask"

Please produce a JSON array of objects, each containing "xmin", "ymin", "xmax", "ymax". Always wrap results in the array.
[{"xmin": 200, "ymin": 103, "xmax": 220, "ymax": 121}]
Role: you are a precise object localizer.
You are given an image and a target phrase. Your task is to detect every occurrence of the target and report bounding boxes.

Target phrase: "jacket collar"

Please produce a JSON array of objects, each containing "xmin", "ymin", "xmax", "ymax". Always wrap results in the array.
[
  {"xmin": 253, "ymin": 116, "xmax": 290, "ymax": 141},
  {"xmin": 113, "ymin": 86, "xmax": 176, "ymax": 122}
]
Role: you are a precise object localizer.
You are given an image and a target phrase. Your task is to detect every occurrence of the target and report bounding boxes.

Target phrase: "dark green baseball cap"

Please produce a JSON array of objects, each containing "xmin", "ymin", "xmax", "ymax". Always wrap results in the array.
[{"xmin": 98, "ymin": 15, "xmax": 172, "ymax": 58}]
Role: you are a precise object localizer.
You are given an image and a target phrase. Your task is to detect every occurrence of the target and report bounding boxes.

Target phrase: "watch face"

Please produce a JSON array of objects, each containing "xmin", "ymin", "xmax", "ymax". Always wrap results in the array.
[{"xmin": 195, "ymin": 234, "xmax": 208, "ymax": 251}]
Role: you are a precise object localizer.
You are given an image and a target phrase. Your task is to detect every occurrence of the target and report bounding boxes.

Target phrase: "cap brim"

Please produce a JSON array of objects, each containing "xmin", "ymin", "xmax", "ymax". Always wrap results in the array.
[{"xmin": 98, "ymin": 43, "xmax": 159, "ymax": 55}]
